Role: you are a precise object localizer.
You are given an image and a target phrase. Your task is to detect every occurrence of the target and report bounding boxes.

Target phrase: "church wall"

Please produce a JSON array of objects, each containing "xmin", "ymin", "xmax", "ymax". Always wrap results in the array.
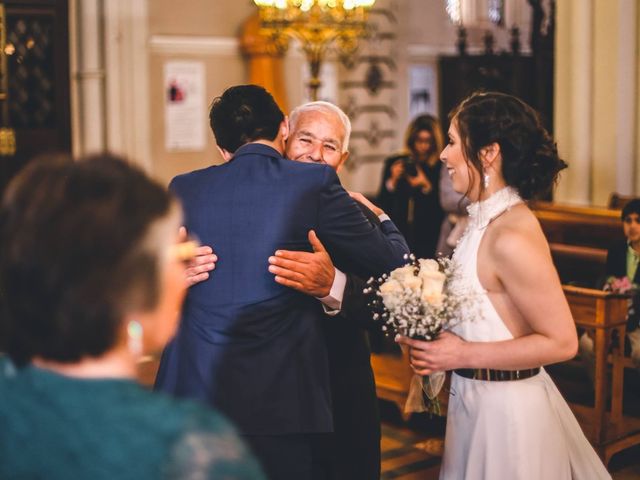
[
  {"xmin": 555, "ymin": 0, "xmax": 639, "ymax": 206},
  {"xmin": 73, "ymin": 0, "xmax": 632, "ymax": 206},
  {"xmin": 147, "ymin": 1, "xmax": 254, "ymax": 184},
  {"xmin": 144, "ymin": 0, "xmax": 534, "ymax": 193}
]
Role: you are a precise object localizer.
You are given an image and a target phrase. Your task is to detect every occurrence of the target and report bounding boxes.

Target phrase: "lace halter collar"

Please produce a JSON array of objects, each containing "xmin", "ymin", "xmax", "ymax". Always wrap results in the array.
[{"xmin": 467, "ymin": 186, "xmax": 523, "ymax": 230}]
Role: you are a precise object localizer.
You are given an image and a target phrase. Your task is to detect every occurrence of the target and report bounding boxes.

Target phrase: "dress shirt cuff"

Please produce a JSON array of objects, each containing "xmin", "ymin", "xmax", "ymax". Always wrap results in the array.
[
  {"xmin": 317, "ymin": 268, "xmax": 346, "ymax": 316},
  {"xmin": 379, "ymin": 213, "xmax": 391, "ymax": 223}
]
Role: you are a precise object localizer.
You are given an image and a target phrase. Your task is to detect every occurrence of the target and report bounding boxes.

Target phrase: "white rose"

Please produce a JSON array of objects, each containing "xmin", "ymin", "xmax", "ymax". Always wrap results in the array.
[
  {"xmin": 420, "ymin": 270, "xmax": 446, "ymax": 306},
  {"xmin": 379, "ymin": 278, "xmax": 403, "ymax": 310},
  {"xmin": 403, "ymin": 275, "xmax": 422, "ymax": 293},
  {"xmin": 423, "ymin": 290, "xmax": 445, "ymax": 306},
  {"xmin": 418, "ymin": 258, "xmax": 440, "ymax": 273},
  {"xmin": 390, "ymin": 264, "xmax": 415, "ymax": 283}
]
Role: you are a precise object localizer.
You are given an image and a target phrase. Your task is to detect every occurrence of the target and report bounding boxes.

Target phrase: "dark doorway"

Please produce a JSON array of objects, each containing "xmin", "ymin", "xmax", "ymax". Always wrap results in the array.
[{"xmin": 0, "ymin": 0, "xmax": 71, "ymax": 195}]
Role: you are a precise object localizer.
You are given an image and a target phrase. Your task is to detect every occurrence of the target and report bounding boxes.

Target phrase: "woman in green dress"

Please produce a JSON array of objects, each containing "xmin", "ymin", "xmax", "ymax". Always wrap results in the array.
[{"xmin": 0, "ymin": 154, "xmax": 265, "ymax": 480}]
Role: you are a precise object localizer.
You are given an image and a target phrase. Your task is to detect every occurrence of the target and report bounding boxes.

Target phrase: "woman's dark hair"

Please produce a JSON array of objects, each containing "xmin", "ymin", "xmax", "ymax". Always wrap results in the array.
[
  {"xmin": 622, "ymin": 199, "xmax": 640, "ymax": 220},
  {"xmin": 0, "ymin": 154, "xmax": 176, "ymax": 366},
  {"xmin": 209, "ymin": 84, "xmax": 284, "ymax": 153},
  {"xmin": 450, "ymin": 91, "xmax": 567, "ymax": 200},
  {"xmin": 404, "ymin": 114, "xmax": 444, "ymax": 164}
]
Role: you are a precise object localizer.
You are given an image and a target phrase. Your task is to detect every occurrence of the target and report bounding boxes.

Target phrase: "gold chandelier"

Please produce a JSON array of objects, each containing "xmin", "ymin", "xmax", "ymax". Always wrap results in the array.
[{"xmin": 253, "ymin": 0, "xmax": 376, "ymax": 101}]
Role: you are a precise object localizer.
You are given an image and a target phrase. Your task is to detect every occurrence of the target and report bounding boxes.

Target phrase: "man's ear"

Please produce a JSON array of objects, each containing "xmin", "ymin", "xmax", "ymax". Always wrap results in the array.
[
  {"xmin": 216, "ymin": 145, "xmax": 233, "ymax": 162},
  {"xmin": 336, "ymin": 151, "xmax": 350, "ymax": 173},
  {"xmin": 280, "ymin": 117, "xmax": 289, "ymax": 142}
]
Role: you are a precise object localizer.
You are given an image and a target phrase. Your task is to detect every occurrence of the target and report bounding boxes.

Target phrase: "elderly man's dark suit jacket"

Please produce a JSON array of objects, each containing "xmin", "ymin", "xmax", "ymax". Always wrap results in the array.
[
  {"xmin": 154, "ymin": 143, "xmax": 409, "ymax": 438},
  {"xmin": 324, "ymin": 203, "xmax": 392, "ymax": 480}
]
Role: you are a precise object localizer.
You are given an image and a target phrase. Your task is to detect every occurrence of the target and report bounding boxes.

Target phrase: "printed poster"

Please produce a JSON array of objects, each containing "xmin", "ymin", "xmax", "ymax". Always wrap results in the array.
[{"xmin": 164, "ymin": 61, "xmax": 206, "ymax": 151}]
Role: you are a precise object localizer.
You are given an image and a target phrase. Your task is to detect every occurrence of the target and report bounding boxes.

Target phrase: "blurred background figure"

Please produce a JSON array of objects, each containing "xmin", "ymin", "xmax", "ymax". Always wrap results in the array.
[
  {"xmin": 0, "ymin": 154, "xmax": 264, "ymax": 480},
  {"xmin": 436, "ymin": 165, "xmax": 470, "ymax": 258},
  {"xmin": 579, "ymin": 199, "xmax": 640, "ymax": 379},
  {"xmin": 377, "ymin": 114, "xmax": 445, "ymax": 259}
]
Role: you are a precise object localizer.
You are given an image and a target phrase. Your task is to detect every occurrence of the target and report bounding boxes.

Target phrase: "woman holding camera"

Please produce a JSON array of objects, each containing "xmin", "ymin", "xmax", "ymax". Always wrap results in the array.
[{"xmin": 378, "ymin": 114, "xmax": 445, "ymax": 258}]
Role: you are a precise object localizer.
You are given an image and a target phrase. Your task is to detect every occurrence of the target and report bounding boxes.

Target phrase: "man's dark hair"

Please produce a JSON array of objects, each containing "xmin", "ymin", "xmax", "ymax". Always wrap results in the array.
[
  {"xmin": 0, "ymin": 154, "xmax": 175, "ymax": 366},
  {"xmin": 209, "ymin": 84, "xmax": 284, "ymax": 153},
  {"xmin": 622, "ymin": 199, "xmax": 640, "ymax": 220}
]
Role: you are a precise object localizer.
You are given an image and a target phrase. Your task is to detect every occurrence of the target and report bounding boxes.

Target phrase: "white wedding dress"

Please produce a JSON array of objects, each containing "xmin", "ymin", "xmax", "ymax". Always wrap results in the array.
[{"xmin": 441, "ymin": 186, "xmax": 611, "ymax": 479}]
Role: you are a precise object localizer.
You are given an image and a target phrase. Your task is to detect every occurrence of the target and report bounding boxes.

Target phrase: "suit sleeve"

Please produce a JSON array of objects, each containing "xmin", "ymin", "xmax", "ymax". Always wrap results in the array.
[
  {"xmin": 316, "ymin": 167, "xmax": 409, "ymax": 277},
  {"xmin": 337, "ymin": 273, "xmax": 379, "ymax": 329}
]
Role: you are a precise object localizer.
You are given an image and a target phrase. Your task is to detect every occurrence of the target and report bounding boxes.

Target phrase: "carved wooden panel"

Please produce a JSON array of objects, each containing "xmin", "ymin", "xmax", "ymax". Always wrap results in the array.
[
  {"xmin": 6, "ymin": 12, "xmax": 56, "ymax": 128},
  {"xmin": 339, "ymin": 1, "xmax": 398, "ymax": 175}
]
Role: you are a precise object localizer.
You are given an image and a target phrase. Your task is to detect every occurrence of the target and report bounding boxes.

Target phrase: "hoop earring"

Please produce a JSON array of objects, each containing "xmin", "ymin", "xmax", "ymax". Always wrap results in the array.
[
  {"xmin": 127, "ymin": 320, "xmax": 144, "ymax": 357},
  {"xmin": 483, "ymin": 173, "xmax": 490, "ymax": 189}
]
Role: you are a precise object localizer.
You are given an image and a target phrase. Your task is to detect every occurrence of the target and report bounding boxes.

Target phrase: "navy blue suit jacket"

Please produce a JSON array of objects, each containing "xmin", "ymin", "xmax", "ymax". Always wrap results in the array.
[{"xmin": 155, "ymin": 143, "xmax": 409, "ymax": 435}]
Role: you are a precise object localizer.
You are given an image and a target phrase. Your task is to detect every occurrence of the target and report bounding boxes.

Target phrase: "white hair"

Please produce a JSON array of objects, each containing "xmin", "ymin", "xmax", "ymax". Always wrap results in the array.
[{"xmin": 289, "ymin": 101, "xmax": 351, "ymax": 153}]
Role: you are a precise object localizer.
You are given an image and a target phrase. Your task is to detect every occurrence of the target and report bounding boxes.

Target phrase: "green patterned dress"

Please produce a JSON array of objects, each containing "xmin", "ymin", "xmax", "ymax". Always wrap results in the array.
[{"xmin": 0, "ymin": 358, "xmax": 266, "ymax": 479}]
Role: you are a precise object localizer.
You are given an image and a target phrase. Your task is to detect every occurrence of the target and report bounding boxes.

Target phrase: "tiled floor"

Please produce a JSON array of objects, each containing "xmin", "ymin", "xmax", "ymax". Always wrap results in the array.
[{"xmin": 379, "ymin": 403, "xmax": 444, "ymax": 479}]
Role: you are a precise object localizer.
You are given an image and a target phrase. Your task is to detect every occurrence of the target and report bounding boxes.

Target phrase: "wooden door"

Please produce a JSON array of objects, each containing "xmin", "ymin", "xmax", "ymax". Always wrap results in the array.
[{"xmin": 0, "ymin": 0, "xmax": 70, "ymax": 195}]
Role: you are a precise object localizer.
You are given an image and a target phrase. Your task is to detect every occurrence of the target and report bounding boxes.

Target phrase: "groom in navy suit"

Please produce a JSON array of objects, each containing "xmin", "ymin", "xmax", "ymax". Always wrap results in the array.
[{"xmin": 154, "ymin": 85, "xmax": 408, "ymax": 479}]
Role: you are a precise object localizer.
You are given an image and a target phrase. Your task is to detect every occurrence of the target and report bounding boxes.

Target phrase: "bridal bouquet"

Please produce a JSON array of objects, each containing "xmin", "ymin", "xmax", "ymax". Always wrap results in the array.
[{"xmin": 365, "ymin": 254, "xmax": 473, "ymax": 415}]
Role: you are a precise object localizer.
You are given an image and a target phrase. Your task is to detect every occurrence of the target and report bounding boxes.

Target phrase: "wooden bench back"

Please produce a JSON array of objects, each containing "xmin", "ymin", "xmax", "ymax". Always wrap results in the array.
[
  {"xmin": 562, "ymin": 285, "xmax": 628, "ymax": 329},
  {"xmin": 531, "ymin": 202, "xmax": 624, "ymax": 287}
]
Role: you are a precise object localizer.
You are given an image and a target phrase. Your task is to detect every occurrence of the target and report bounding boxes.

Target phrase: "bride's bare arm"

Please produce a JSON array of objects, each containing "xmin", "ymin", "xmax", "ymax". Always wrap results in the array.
[
  {"xmin": 466, "ymin": 222, "xmax": 578, "ymax": 368},
  {"xmin": 398, "ymin": 216, "xmax": 578, "ymax": 374}
]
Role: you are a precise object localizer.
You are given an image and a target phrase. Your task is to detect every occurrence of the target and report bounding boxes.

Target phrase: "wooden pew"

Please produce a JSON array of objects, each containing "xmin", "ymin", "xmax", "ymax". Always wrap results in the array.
[
  {"xmin": 370, "ymin": 348, "xmax": 414, "ymax": 420},
  {"xmin": 562, "ymin": 285, "xmax": 640, "ymax": 465},
  {"xmin": 531, "ymin": 202, "xmax": 624, "ymax": 286},
  {"xmin": 371, "ymin": 347, "xmax": 449, "ymax": 420}
]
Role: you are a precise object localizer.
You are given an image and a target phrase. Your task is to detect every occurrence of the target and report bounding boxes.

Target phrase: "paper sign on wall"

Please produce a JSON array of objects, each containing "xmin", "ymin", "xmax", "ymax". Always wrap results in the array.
[
  {"xmin": 409, "ymin": 64, "xmax": 437, "ymax": 119},
  {"xmin": 164, "ymin": 61, "xmax": 206, "ymax": 152}
]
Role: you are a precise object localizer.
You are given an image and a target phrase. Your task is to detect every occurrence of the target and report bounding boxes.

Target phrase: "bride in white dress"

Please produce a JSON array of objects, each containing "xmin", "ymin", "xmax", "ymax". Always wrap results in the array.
[{"xmin": 397, "ymin": 92, "xmax": 611, "ymax": 479}]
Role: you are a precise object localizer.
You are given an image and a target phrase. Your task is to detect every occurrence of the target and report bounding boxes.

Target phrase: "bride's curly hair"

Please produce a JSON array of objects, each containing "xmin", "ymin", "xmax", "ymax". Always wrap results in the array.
[{"xmin": 450, "ymin": 91, "xmax": 567, "ymax": 200}]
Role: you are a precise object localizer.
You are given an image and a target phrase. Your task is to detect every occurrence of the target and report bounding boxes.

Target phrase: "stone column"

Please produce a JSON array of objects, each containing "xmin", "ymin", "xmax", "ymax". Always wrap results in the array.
[
  {"xmin": 555, "ymin": 0, "xmax": 639, "ymax": 206},
  {"xmin": 70, "ymin": 0, "xmax": 106, "ymax": 155},
  {"xmin": 554, "ymin": 0, "xmax": 593, "ymax": 205}
]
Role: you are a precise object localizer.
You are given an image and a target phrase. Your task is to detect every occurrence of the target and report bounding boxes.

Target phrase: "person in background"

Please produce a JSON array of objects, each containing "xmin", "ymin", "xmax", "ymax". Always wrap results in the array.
[
  {"xmin": 0, "ymin": 154, "xmax": 264, "ymax": 480},
  {"xmin": 579, "ymin": 199, "xmax": 640, "ymax": 374},
  {"xmin": 435, "ymin": 165, "xmax": 470, "ymax": 257},
  {"xmin": 378, "ymin": 114, "xmax": 445, "ymax": 258}
]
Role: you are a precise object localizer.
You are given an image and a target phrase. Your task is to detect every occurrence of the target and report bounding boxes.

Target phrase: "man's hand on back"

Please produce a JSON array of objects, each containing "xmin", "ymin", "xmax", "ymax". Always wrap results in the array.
[
  {"xmin": 179, "ymin": 226, "xmax": 217, "ymax": 287},
  {"xmin": 268, "ymin": 230, "xmax": 335, "ymax": 297}
]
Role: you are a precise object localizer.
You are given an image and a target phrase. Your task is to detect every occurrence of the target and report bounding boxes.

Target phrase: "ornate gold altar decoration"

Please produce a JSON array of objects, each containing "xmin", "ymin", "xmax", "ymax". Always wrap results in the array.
[
  {"xmin": 0, "ymin": 4, "xmax": 15, "ymax": 156},
  {"xmin": 253, "ymin": 0, "xmax": 376, "ymax": 101}
]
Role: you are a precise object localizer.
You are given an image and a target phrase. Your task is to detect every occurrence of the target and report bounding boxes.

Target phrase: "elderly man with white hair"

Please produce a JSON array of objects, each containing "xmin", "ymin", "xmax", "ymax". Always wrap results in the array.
[{"xmin": 189, "ymin": 100, "xmax": 408, "ymax": 480}]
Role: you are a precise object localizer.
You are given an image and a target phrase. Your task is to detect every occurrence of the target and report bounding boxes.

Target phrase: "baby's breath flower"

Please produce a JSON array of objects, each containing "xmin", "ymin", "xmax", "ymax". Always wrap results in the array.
[{"xmin": 365, "ymin": 255, "xmax": 477, "ymax": 340}]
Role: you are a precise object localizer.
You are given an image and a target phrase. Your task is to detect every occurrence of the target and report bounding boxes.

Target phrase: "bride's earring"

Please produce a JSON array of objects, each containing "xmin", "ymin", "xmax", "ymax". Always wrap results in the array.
[
  {"xmin": 127, "ymin": 320, "xmax": 144, "ymax": 357},
  {"xmin": 483, "ymin": 173, "xmax": 490, "ymax": 189}
]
